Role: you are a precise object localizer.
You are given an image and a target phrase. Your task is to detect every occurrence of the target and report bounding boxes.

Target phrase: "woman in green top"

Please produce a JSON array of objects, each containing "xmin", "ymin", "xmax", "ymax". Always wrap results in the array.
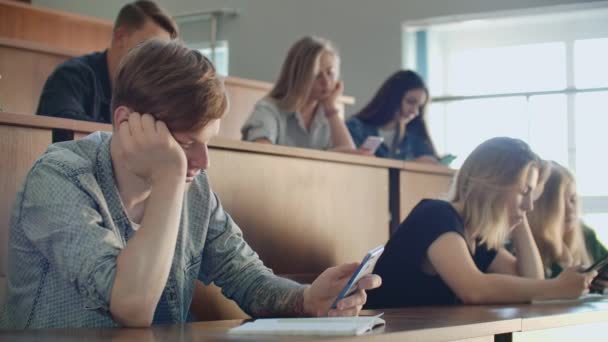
[{"xmin": 528, "ymin": 161, "xmax": 608, "ymax": 291}]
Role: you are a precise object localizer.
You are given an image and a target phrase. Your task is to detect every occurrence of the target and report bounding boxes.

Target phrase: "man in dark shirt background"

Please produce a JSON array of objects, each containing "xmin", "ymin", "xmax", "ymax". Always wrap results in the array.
[{"xmin": 36, "ymin": 0, "xmax": 178, "ymax": 142}]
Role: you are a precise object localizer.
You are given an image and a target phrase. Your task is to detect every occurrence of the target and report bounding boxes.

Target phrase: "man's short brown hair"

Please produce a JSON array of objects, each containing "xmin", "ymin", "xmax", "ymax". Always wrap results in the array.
[
  {"xmin": 114, "ymin": 1, "xmax": 178, "ymax": 39},
  {"xmin": 111, "ymin": 39, "xmax": 227, "ymax": 131}
]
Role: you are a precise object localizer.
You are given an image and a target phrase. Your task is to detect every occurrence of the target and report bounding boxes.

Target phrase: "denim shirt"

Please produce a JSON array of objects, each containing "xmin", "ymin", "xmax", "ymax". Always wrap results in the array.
[
  {"xmin": 346, "ymin": 116, "xmax": 435, "ymax": 160},
  {"xmin": 2, "ymin": 132, "xmax": 302, "ymax": 329}
]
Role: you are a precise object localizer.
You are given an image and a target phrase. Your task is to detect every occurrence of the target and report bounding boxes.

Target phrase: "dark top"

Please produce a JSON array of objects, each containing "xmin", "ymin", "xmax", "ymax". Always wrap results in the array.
[
  {"xmin": 346, "ymin": 116, "xmax": 435, "ymax": 160},
  {"xmin": 365, "ymin": 199, "xmax": 498, "ymax": 308},
  {"xmin": 36, "ymin": 50, "xmax": 112, "ymax": 142}
]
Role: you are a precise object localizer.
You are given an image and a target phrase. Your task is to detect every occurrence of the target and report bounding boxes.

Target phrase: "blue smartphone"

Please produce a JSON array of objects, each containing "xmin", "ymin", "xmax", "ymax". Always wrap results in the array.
[{"xmin": 330, "ymin": 245, "xmax": 385, "ymax": 309}]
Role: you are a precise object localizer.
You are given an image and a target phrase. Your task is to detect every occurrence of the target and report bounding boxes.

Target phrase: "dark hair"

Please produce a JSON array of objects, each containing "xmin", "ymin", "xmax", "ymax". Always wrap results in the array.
[
  {"xmin": 114, "ymin": 0, "xmax": 178, "ymax": 39},
  {"xmin": 111, "ymin": 39, "xmax": 227, "ymax": 132},
  {"xmin": 355, "ymin": 70, "xmax": 437, "ymax": 156},
  {"xmin": 354, "ymin": 70, "xmax": 437, "ymax": 156}
]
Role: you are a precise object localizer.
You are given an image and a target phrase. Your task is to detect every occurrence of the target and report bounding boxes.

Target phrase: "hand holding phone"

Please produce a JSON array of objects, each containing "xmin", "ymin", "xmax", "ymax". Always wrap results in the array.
[
  {"xmin": 331, "ymin": 245, "xmax": 384, "ymax": 309},
  {"xmin": 583, "ymin": 255, "xmax": 608, "ymax": 273},
  {"xmin": 360, "ymin": 136, "xmax": 384, "ymax": 154}
]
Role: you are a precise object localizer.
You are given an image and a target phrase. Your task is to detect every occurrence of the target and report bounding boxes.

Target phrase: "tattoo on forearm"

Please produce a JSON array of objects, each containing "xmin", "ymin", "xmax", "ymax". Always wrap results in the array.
[{"xmin": 249, "ymin": 278, "xmax": 307, "ymax": 317}]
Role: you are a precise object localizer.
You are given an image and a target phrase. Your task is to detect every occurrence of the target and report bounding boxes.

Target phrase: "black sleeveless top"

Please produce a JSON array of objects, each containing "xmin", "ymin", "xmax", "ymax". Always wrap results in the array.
[{"xmin": 366, "ymin": 199, "xmax": 497, "ymax": 308}]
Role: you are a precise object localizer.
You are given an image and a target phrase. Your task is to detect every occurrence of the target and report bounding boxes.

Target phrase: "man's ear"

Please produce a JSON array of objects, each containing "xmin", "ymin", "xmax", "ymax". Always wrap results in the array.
[{"xmin": 113, "ymin": 106, "xmax": 131, "ymax": 127}]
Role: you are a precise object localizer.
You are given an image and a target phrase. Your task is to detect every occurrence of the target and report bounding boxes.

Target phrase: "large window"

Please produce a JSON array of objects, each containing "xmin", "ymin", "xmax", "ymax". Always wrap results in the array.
[{"xmin": 405, "ymin": 6, "xmax": 608, "ymax": 243}]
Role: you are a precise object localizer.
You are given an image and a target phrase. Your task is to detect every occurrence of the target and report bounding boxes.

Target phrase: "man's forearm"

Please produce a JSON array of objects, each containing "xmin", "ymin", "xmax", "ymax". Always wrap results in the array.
[
  {"xmin": 110, "ymin": 178, "xmax": 185, "ymax": 326},
  {"xmin": 245, "ymin": 276, "xmax": 309, "ymax": 317}
]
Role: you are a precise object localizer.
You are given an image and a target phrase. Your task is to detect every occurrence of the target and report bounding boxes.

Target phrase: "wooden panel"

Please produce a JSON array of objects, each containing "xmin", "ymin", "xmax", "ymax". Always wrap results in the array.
[
  {"xmin": 0, "ymin": 0, "xmax": 111, "ymax": 54},
  {"xmin": 221, "ymin": 82, "xmax": 266, "ymax": 140},
  {"xmin": 0, "ymin": 45, "xmax": 68, "ymax": 114},
  {"xmin": 399, "ymin": 169, "xmax": 454, "ymax": 222},
  {"xmin": 0, "ymin": 111, "xmax": 111, "ymax": 132},
  {"xmin": 0, "ymin": 125, "xmax": 51, "ymax": 277},
  {"xmin": 207, "ymin": 149, "xmax": 390, "ymax": 274}
]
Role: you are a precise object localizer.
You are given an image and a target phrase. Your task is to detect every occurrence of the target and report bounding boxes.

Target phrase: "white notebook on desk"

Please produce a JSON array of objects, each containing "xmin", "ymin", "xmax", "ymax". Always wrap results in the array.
[{"xmin": 228, "ymin": 314, "xmax": 385, "ymax": 336}]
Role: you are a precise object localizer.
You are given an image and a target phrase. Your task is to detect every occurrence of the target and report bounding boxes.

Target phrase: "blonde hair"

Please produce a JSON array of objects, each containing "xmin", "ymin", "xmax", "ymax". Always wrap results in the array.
[
  {"xmin": 448, "ymin": 137, "xmax": 541, "ymax": 250},
  {"xmin": 268, "ymin": 36, "xmax": 338, "ymax": 112},
  {"xmin": 528, "ymin": 161, "xmax": 591, "ymax": 270}
]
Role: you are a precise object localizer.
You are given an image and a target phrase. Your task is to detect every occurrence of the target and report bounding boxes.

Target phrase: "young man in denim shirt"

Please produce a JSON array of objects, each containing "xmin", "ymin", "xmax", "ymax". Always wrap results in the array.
[{"xmin": 2, "ymin": 39, "xmax": 381, "ymax": 329}]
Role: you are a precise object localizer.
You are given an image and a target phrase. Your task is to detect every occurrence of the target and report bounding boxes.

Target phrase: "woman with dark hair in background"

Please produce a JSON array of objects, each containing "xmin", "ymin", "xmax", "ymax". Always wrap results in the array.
[{"xmin": 347, "ymin": 70, "xmax": 440, "ymax": 162}]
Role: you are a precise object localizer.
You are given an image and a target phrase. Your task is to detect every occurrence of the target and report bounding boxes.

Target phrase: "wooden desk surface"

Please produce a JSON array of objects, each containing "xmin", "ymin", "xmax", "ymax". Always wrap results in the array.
[
  {"xmin": 0, "ymin": 307, "xmax": 521, "ymax": 342},
  {"xmin": 0, "ymin": 112, "xmax": 454, "ymax": 175},
  {"xmin": 505, "ymin": 295, "xmax": 608, "ymax": 331},
  {"xmin": 3, "ymin": 297, "xmax": 608, "ymax": 341}
]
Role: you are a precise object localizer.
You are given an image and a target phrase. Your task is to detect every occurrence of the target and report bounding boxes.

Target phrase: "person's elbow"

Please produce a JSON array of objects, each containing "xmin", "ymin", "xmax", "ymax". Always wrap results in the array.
[
  {"xmin": 110, "ymin": 293, "xmax": 157, "ymax": 327},
  {"xmin": 458, "ymin": 290, "xmax": 487, "ymax": 305},
  {"xmin": 454, "ymin": 282, "xmax": 493, "ymax": 305}
]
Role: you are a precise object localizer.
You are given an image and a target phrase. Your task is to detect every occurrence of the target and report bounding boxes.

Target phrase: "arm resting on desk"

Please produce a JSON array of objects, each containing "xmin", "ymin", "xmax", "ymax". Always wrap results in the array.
[{"xmin": 428, "ymin": 233, "xmax": 594, "ymax": 304}]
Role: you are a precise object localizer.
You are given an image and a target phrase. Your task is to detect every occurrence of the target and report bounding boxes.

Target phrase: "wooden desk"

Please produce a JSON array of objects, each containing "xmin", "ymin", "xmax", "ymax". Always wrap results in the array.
[
  {"xmin": 509, "ymin": 296, "xmax": 608, "ymax": 341},
  {"xmin": 0, "ymin": 307, "xmax": 522, "ymax": 342},
  {"xmin": 5, "ymin": 300, "xmax": 608, "ymax": 341},
  {"xmin": 0, "ymin": 0, "xmax": 112, "ymax": 54}
]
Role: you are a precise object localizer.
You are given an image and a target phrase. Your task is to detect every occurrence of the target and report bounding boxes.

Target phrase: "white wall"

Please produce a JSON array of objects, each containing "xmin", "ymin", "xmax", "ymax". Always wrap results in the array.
[{"xmin": 32, "ymin": 0, "xmax": 608, "ymax": 114}]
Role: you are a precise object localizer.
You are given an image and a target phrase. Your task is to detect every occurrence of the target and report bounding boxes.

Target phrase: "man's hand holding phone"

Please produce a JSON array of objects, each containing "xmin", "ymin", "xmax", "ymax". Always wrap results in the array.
[{"xmin": 303, "ymin": 246, "xmax": 383, "ymax": 317}]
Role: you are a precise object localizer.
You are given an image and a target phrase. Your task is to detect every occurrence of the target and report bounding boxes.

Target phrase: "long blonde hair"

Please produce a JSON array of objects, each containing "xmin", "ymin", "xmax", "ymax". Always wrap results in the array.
[
  {"xmin": 528, "ymin": 161, "xmax": 591, "ymax": 270},
  {"xmin": 448, "ymin": 137, "xmax": 541, "ymax": 250},
  {"xmin": 268, "ymin": 36, "xmax": 338, "ymax": 112}
]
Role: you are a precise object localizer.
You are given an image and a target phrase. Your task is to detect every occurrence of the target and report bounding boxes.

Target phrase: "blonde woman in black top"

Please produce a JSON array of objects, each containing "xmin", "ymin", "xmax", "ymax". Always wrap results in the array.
[{"xmin": 366, "ymin": 137, "xmax": 596, "ymax": 308}]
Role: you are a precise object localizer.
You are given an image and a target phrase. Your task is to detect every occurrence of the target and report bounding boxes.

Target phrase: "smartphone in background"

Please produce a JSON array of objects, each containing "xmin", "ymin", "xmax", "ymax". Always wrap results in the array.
[
  {"xmin": 439, "ymin": 154, "xmax": 457, "ymax": 166},
  {"xmin": 584, "ymin": 254, "xmax": 608, "ymax": 273},
  {"xmin": 331, "ymin": 245, "xmax": 385, "ymax": 309},
  {"xmin": 360, "ymin": 136, "xmax": 384, "ymax": 154}
]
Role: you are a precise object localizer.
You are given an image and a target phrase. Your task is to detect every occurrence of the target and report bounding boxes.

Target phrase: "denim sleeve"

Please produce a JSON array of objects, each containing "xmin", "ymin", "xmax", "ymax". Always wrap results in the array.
[
  {"xmin": 241, "ymin": 101, "xmax": 280, "ymax": 143},
  {"xmin": 35, "ymin": 63, "xmax": 91, "ymax": 121},
  {"xmin": 199, "ymin": 192, "xmax": 306, "ymax": 317},
  {"xmin": 410, "ymin": 132, "xmax": 437, "ymax": 158},
  {"xmin": 16, "ymin": 161, "xmax": 122, "ymax": 312}
]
